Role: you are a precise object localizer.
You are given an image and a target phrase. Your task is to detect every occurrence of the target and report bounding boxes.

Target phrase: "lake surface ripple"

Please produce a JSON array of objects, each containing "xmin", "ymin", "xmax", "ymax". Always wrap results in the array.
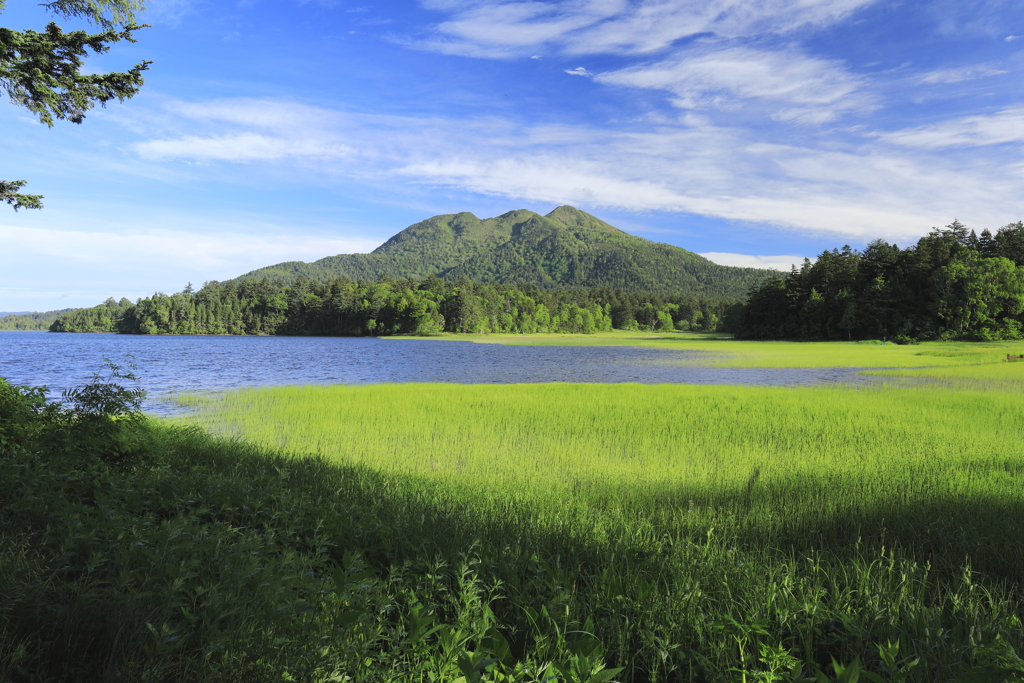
[{"xmin": 1, "ymin": 332, "xmax": 872, "ymax": 414}]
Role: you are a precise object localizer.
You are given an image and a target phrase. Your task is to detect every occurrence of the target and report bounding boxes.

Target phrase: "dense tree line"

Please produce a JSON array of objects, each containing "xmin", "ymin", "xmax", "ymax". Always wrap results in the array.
[
  {"xmin": 51, "ymin": 278, "xmax": 732, "ymax": 336},
  {"xmin": 0, "ymin": 308, "xmax": 76, "ymax": 331},
  {"xmin": 727, "ymin": 220, "xmax": 1024, "ymax": 341}
]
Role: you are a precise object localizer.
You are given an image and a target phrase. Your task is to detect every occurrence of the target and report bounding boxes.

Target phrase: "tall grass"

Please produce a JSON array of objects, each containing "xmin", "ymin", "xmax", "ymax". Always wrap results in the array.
[
  {"xmin": 6, "ymin": 363, "xmax": 1024, "ymax": 680},
  {"xmin": 175, "ymin": 382, "xmax": 1024, "ymax": 525},
  {"xmin": 157, "ymin": 378, "xmax": 1024, "ymax": 679}
]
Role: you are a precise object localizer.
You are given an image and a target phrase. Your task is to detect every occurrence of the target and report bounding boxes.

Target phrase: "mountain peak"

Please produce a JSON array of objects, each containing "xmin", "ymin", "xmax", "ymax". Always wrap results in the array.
[
  {"xmin": 545, "ymin": 205, "xmax": 624, "ymax": 233},
  {"xmin": 233, "ymin": 206, "xmax": 771, "ymax": 297}
]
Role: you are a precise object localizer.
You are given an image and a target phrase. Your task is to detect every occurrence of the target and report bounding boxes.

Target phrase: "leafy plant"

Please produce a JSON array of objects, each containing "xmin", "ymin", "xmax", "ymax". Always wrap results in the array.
[{"xmin": 55, "ymin": 356, "xmax": 152, "ymax": 467}]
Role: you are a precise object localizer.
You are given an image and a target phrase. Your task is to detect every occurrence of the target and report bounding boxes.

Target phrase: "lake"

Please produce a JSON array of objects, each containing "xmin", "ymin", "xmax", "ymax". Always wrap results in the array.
[{"xmin": 0, "ymin": 331, "xmax": 872, "ymax": 414}]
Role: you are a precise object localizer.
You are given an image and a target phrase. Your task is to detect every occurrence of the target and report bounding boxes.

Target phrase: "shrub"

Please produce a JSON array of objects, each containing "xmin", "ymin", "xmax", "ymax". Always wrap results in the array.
[
  {"xmin": 1, "ymin": 357, "xmax": 153, "ymax": 469},
  {"xmin": 0, "ymin": 379, "xmax": 53, "ymax": 457}
]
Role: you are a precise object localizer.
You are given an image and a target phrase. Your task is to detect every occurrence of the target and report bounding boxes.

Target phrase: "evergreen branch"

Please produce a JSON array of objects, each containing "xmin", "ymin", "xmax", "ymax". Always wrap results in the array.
[
  {"xmin": 0, "ymin": 180, "xmax": 43, "ymax": 210},
  {"xmin": 0, "ymin": 22, "xmax": 151, "ymax": 126},
  {"xmin": 41, "ymin": 0, "xmax": 148, "ymax": 31}
]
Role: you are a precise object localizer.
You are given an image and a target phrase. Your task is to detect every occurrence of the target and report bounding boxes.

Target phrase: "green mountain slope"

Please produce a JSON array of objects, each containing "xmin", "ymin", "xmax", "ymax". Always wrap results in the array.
[{"xmin": 235, "ymin": 206, "xmax": 770, "ymax": 298}]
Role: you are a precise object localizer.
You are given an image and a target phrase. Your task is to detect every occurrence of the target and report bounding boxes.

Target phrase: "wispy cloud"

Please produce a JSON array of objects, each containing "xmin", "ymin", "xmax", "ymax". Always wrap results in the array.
[
  {"xmin": 700, "ymin": 252, "xmax": 810, "ymax": 270},
  {"xmin": 144, "ymin": 0, "xmax": 197, "ymax": 26},
  {"xmin": 165, "ymin": 98, "xmax": 343, "ymax": 130},
  {"xmin": 135, "ymin": 132, "xmax": 352, "ymax": 161},
  {"xmin": 0, "ymin": 223, "xmax": 380, "ymax": 271},
  {"xmin": 131, "ymin": 99, "xmax": 354, "ymax": 162},
  {"xmin": 0, "ymin": 217, "xmax": 382, "ymax": 307},
  {"xmin": 596, "ymin": 45, "xmax": 868, "ymax": 121},
  {"xmin": 565, "ymin": 66, "xmax": 592, "ymax": 76},
  {"xmin": 413, "ymin": 0, "xmax": 878, "ymax": 58},
  {"xmin": 877, "ymin": 108, "xmax": 1024, "ymax": 149},
  {"xmin": 918, "ymin": 64, "xmax": 1007, "ymax": 84},
  {"xmin": 116, "ymin": 96, "xmax": 1024, "ymax": 242}
]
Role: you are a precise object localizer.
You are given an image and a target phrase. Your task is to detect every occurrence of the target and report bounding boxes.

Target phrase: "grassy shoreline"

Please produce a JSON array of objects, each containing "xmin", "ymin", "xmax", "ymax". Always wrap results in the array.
[
  {"xmin": 5, "ymin": 353, "xmax": 1024, "ymax": 681},
  {"xmin": 385, "ymin": 330, "xmax": 1024, "ymax": 369},
  {"xmin": 159, "ymin": 370, "xmax": 1024, "ymax": 680}
]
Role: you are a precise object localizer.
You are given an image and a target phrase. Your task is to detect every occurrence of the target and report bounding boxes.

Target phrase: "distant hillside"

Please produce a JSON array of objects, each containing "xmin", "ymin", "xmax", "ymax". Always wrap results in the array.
[
  {"xmin": 234, "ymin": 206, "xmax": 771, "ymax": 299},
  {"xmin": 0, "ymin": 308, "xmax": 78, "ymax": 331}
]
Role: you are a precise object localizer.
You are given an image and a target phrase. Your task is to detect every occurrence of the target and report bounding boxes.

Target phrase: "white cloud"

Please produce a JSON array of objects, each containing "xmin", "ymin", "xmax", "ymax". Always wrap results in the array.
[
  {"xmin": 918, "ymin": 65, "xmax": 1007, "ymax": 83},
  {"xmin": 0, "ymin": 224, "xmax": 381, "ymax": 272},
  {"xmin": 877, "ymin": 108, "xmax": 1024, "ymax": 149},
  {"xmin": 123, "ymin": 97, "xmax": 1024, "ymax": 245},
  {"xmin": 145, "ymin": 0, "xmax": 196, "ymax": 26},
  {"xmin": 166, "ymin": 98, "xmax": 346, "ymax": 131},
  {"xmin": 1007, "ymin": 35, "xmax": 1021, "ymax": 42},
  {"xmin": 564, "ymin": 0, "xmax": 875, "ymax": 55},
  {"xmin": 390, "ymin": 139, "xmax": 996, "ymax": 241},
  {"xmin": 408, "ymin": 2, "xmax": 877, "ymax": 127},
  {"xmin": 135, "ymin": 132, "xmax": 353, "ymax": 161},
  {"xmin": 414, "ymin": 0, "xmax": 622, "ymax": 58},
  {"xmin": 596, "ymin": 46, "xmax": 868, "ymax": 121},
  {"xmin": 131, "ymin": 99, "xmax": 354, "ymax": 162},
  {"xmin": 414, "ymin": 0, "xmax": 878, "ymax": 58},
  {"xmin": 700, "ymin": 252, "xmax": 810, "ymax": 270}
]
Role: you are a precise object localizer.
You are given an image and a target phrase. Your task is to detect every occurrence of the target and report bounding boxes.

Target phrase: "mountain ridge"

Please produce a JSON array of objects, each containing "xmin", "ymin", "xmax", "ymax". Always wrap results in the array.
[{"xmin": 233, "ymin": 206, "xmax": 770, "ymax": 299}]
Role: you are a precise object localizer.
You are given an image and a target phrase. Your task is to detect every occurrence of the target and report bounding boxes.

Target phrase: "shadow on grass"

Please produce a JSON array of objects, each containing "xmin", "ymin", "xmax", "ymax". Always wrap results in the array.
[{"xmin": 3, "ymin": 424, "xmax": 1024, "ymax": 682}]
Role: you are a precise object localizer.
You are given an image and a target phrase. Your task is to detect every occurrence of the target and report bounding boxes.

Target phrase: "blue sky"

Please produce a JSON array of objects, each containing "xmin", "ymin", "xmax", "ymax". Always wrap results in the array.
[{"xmin": 2, "ymin": 0, "xmax": 1023, "ymax": 311}]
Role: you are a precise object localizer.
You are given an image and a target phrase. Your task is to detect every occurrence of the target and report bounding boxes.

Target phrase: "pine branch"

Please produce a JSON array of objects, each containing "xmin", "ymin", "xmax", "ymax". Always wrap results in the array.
[
  {"xmin": 0, "ymin": 180, "xmax": 43, "ymax": 210},
  {"xmin": 0, "ymin": 22, "xmax": 151, "ymax": 126}
]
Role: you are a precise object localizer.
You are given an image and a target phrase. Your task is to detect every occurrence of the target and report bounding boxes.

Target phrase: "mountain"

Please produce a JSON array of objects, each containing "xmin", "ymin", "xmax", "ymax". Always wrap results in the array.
[{"xmin": 234, "ymin": 206, "xmax": 770, "ymax": 299}]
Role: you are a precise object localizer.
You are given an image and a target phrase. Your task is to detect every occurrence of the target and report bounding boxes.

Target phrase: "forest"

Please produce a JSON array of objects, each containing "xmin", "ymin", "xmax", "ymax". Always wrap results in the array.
[
  {"xmin": 0, "ymin": 309, "xmax": 76, "ymax": 331},
  {"xmin": 49, "ymin": 278, "xmax": 731, "ymax": 336},
  {"xmin": 729, "ymin": 220, "xmax": 1024, "ymax": 341}
]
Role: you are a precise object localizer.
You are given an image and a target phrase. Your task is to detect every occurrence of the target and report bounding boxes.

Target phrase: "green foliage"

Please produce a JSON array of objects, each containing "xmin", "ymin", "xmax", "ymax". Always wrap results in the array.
[
  {"xmin": 48, "ymin": 296, "xmax": 132, "ymax": 332},
  {"xmin": 173, "ymin": 376, "xmax": 1024, "ymax": 681},
  {"xmin": 0, "ymin": 414, "xmax": 626, "ymax": 680},
  {"xmin": 0, "ymin": 307, "xmax": 77, "ymax": 330},
  {"xmin": 1, "ymin": 356, "xmax": 151, "ymax": 469},
  {"xmin": 0, "ymin": 379, "xmax": 54, "ymax": 456},
  {"xmin": 55, "ymin": 357, "xmax": 152, "ymax": 467},
  {"xmin": 731, "ymin": 220, "xmax": 1024, "ymax": 340},
  {"xmin": 1, "ymin": 0, "xmax": 150, "ymax": 210},
  {"xmin": 0, "ymin": 179, "xmax": 42, "ymax": 210},
  {"xmin": 52, "ymin": 278, "xmax": 733, "ymax": 336},
  {"xmin": 234, "ymin": 206, "xmax": 770, "ymax": 299},
  {"xmin": 39, "ymin": 1, "xmax": 148, "ymax": 31},
  {"xmin": 7, "ymin": 369, "xmax": 1024, "ymax": 679}
]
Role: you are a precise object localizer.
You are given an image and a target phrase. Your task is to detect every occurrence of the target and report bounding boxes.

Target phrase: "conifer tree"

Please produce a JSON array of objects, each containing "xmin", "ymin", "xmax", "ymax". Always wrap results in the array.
[{"xmin": 1, "ymin": 0, "xmax": 149, "ymax": 209}]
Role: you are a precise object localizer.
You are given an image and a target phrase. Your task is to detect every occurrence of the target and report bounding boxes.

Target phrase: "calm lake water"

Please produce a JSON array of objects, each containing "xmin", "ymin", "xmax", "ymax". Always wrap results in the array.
[{"xmin": 0, "ymin": 331, "xmax": 871, "ymax": 414}]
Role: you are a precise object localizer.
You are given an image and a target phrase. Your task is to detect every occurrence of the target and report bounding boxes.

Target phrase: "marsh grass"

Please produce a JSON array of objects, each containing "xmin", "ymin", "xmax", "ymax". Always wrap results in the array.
[
  {"xmin": 422, "ymin": 330, "xmax": 1024, "ymax": 369},
  {"xmin": 152, "ymin": 377, "xmax": 1024, "ymax": 680},
  {"xmin": 865, "ymin": 356, "xmax": 1024, "ymax": 391}
]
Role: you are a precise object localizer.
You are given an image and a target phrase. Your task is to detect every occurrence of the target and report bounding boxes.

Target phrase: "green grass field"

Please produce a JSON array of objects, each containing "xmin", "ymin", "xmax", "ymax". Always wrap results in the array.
[
  {"xmin": 156, "ymin": 356, "xmax": 1024, "ymax": 681},
  {"xmin": 6, "ymin": 349, "xmax": 1024, "ymax": 681}
]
